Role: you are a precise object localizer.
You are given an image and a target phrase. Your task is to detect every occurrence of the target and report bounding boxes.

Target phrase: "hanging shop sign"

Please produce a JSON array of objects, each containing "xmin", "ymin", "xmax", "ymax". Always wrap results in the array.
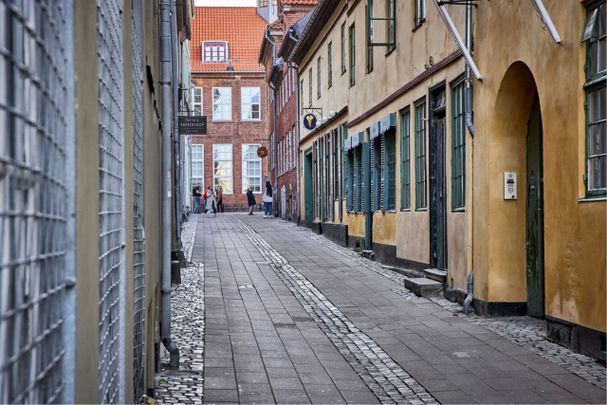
[
  {"xmin": 257, "ymin": 146, "xmax": 269, "ymax": 158},
  {"xmin": 179, "ymin": 115, "xmax": 207, "ymax": 134},
  {"xmin": 303, "ymin": 113, "xmax": 318, "ymax": 130}
]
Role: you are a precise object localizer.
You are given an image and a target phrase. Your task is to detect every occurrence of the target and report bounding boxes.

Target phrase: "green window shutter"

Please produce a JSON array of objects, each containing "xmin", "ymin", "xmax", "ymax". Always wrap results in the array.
[
  {"xmin": 380, "ymin": 133, "xmax": 386, "ymax": 211},
  {"xmin": 385, "ymin": 131, "xmax": 396, "ymax": 210},
  {"xmin": 345, "ymin": 150, "xmax": 352, "ymax": 211},
  {"xmin": 353, "ymin": 147, "xmax": 360, "ymax": 211},
  {"xmin": 370, "ymin": 138, "xmax": 375, "ymax": 211},
  {"xmin": 400, "ymin": 109, "xmax": 410, "ymax": 210},
  {"xmin": 362, "ymin": 143, "xmax": 371, "ymax": 213}
]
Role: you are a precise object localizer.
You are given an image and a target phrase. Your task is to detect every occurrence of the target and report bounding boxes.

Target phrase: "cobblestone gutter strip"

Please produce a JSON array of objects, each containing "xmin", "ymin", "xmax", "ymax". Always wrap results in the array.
[
  {"xmin": 155, "ymin": 218, "xmax": 205, "ymax": 404},
  {"xmin": 301, "ymin": 226, "xmax": 607, "ymax": 390},
  {"xmin": 238, "ymin": 219, "xmax": 437, "ymax": 405}
]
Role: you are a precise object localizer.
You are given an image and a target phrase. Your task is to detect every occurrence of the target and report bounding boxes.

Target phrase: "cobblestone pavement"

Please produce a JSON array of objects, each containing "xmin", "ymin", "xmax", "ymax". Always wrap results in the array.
[
  {"xmin": 196, "ymin": 214, "xmax": 604, "ymax": 404},
  {"xmin": 238, "ymin": 219, "xmax": 436, "ymax": 405},
  {"xmin": 155, "ymin": 217, "xmax": 205, "ymax": 404},
  {"xmin": 153, "ymin": 214, "xmax": 605, "ymax": 404},
  {"xmin": 302, "ymin": 227, "xmax": 607, "ymax": 390}
]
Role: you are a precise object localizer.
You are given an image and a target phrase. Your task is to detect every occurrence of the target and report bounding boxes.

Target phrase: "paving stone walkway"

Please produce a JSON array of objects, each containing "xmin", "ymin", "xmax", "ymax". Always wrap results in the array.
[
  {"xmin": 303, "ymin": 228, "xmax": 607, "ymax": 390},
  {"xmin": 156, "ymin": 213, "xmax": 606, "ymax": 404}
]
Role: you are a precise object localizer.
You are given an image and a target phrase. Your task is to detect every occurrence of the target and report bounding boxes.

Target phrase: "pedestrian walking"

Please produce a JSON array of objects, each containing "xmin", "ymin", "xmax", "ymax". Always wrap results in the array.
[
  {"xmin": 263, "ymin": 181, "xmax": 273, "ymax": 218},
  {"xmin": 203, "ymin": 186, "xmax": 208, "ymax": 212},
  {"xmin": 192, "ymin": 183, "xmax": 202, "ymax": 214},
  {"xmin": 247, "ymin": 188, "xmax": 256, "ymax": 215},
  {"xmin": 216, "ymin": 185, "xmax": 224, "ymax": 213},
  {"xmin": 206, "ymin": 186, "xmax": 217, "ymax": 217}
]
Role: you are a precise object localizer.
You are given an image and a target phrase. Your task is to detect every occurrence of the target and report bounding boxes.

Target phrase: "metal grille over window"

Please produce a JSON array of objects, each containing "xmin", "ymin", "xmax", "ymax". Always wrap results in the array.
[
  {"xmin": 131, "ymin": 0, "xmax": 145, "ymax": 401},
  {"xmin": 97, "ymin": 0, "xmax": 125, "ymax": 403},
  {"xmin": 0, "ymin": 1, "xmax": 74, "ymax": 403}
]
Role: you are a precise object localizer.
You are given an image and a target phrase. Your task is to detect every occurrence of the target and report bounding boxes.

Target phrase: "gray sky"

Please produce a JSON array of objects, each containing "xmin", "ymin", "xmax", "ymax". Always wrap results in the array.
[{"xmin": 195, "ymin": 0, "xmax": 256, "ymax": 6}]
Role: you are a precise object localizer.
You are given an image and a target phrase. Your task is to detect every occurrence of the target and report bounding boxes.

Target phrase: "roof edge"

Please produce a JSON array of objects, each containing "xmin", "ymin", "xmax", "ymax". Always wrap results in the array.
[{"xmin": 289, "ymin": 0, "xmax": 338, "ymax": 65}]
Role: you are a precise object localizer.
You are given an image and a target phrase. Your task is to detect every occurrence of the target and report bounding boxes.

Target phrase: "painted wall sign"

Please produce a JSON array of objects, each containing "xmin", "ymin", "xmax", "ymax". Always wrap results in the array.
[
  {"xmin": 179, "ymin": 115, "xmax": 207, "ymax": 134},
  {"xmin": 303, "ymin": 113, "xmax": 317, "ymax": 130}
]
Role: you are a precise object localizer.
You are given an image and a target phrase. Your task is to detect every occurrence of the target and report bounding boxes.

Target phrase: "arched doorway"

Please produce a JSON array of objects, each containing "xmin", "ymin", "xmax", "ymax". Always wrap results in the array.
[{"xmin": 492, "ymin": 62, "xmax": 544, "ymax": 317}]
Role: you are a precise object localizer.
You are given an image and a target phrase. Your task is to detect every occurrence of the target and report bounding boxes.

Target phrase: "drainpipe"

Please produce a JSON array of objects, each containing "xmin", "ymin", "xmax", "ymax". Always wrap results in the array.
[
  {"xmin": 160, "ymin": 0, "xmax": 180, "ymax": 369},
  {"xmin": 463, "ymin": 271, "xmax": 474, "ymax": 315},
  {"xmin": 293, "ymin": 61, "xmax": 301, "ymax": 225},
  {"xmin": 171, "ymin": 0, "xmax": 182, "ymax": 254},
  {"xmin": 464, "ymin": 0, "xmax": 475, "ymax": 314},
  {"xmin": 270, "ymin": 38, "xmax": 279, "ymax": 217}
]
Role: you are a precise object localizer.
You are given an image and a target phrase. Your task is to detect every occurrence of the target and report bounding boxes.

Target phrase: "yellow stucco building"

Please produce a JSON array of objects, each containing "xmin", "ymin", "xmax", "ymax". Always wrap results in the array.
[{"xmin": 289, "ymin": 0, "xmax": 606, "ymax": 360}]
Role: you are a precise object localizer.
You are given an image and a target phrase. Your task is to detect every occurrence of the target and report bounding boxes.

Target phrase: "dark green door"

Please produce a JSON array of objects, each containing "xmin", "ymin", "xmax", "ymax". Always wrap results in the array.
[
  {"xmin": 304, "ymin": 150, "xmax": 313, "ymax": 227},
  {"xmin": 430, "ymin": 88, "xmax": 447, "ymax": 270},
  {"xmin": 526, "ymin": 96, "xmax": 544, "ymax": 317}
]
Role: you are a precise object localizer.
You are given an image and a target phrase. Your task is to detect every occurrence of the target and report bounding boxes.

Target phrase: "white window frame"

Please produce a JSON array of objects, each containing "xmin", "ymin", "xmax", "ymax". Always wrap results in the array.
[
  {"xmin": 212, "ymin": 87, "xmax": 232, "ymax": 121},
  {"xmin": 191, "ymin": 144, "xmax": 204, "ymax": 186},
  {"xmin": 202, "ymin": 41, "xmax": 229, "ymax": 63},
  {"xmin": 241, "ymin": 87, "xmax": 261, "ymax": 121},
  {"xmin": 213, "ymin": 144, "xmax": 233, "ymax": 194},
  {"xmin": 242, "ymin": 144, "xmax": 262, "ymax": 194},
  {"xmin": 192, "ymin": 87, "xmax": 203, "ymax": 116}
]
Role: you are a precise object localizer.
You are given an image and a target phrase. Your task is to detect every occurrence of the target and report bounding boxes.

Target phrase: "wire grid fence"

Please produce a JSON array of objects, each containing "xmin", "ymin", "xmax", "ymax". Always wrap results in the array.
[
  {"xmin": 131, "ymin": 0, "xmax": 146, "ymax": 402},
  {"xmin": 0, "ymin": 1, "xmax": 73, "ymax": 403},
  {"xmin": 97, "ymin": 0, "xmax": 125, "ymax": 403}
]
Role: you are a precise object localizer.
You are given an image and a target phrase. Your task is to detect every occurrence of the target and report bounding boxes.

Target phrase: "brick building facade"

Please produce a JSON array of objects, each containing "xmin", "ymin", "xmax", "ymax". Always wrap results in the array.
[
  {"xmin": 259, "ymin": 1, "xmax": 316, "ymax": 220},
  {"xmin": 189, "ymin": 7, "xmax": 269, "ymax": 209}
]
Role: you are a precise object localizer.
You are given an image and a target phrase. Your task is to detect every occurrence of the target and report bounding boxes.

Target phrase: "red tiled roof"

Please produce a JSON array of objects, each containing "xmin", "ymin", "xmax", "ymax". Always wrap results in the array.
[
  {"xmin": 191, "ymin": 7, "xmax": 266, "ymax": 72},
  {"xmin": 282, "ymin": 0, "xmax": 317, "ymax": 5}
]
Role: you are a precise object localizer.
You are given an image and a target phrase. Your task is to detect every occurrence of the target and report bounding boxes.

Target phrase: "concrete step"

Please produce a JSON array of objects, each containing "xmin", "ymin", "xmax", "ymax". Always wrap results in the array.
[
  {"xmin": 403, "ymin": 277, "xmax": 443, "ymax": 297},
  {"xmin": 381, "ymin": 264, "xmax": 425, "ymax": 279},
  {"xmin": 423, "ymin": 268, "xmax": 448, "ymax": 283}
]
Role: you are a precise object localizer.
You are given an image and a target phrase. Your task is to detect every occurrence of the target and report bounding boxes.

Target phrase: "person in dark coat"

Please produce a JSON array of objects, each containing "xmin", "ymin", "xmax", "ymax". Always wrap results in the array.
[{"xmin": 246, "ymin": 188, "xmax": 256, "ymax": 215}]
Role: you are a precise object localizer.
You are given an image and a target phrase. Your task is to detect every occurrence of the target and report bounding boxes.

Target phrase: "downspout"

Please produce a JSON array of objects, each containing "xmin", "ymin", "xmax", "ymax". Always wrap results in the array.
[
  {"xmin": 160, "ymin": 0, "xmax": 180, "ymax": 368},
  {"xmin": 462, "ymin": 0, "xmax": 475, "ymax": 315},
  {"xmin": 171, "ymin": 0, "xmax": 182, "ymax": 254},
  {"xmin": 293, "ymin": 61, "xmax": 301, "ymax": 225},
  {"xmin": 270, "ymin": 37, "xmax": 279, "ymax": 217}
]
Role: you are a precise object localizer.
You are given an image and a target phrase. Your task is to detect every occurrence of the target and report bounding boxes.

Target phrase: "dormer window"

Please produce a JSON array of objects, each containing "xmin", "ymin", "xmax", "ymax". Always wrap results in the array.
[{"xmin": 202, "ymin": 41, "xmax": 229, "ymax": 64}]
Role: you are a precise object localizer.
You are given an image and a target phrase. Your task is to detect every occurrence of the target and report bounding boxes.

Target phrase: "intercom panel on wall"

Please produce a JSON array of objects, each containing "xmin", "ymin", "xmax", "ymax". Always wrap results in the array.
[{"xmin": 504, "ymin": 172, "xmax": 517, "ymax": 200}]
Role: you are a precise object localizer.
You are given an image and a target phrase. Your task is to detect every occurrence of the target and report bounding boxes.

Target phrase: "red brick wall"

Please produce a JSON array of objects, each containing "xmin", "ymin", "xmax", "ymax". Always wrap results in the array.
[{"xmin": 190, "ymin": 72, "xmax": 270, "ymax": 207}]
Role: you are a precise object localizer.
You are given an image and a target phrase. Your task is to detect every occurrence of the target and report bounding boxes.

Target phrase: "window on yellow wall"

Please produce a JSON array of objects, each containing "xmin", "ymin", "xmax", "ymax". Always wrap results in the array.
[
  {"xmin": 366, "ymin": 0, "xmax": 374, "ymax": 73},
  {"xmin": 451, "ymin": 78, "xmax": 466, "ymax": 209},
  {"xmin": 341, "ymin": 23, "xmax": 347, "ymax": 74},
  {"xmin": 328, "ymin": 42, "xmax": 333, "ymax": 88},
  {"xmin": 317, "ymin": 56, "xmax": 321, "ymax": 99},
  {"xmin": 308, "ymin": 68, "xmax": 313, "ymax": 106},
  {"xmin": 583, "ymin": 1, "xmax": 606, "ymax": 195},
  {"xmin": 349, "ymin": 23, "xmax": 356, "ymax": 87},
  {"xmin": 415, "ymin": 99, "xmax": 427, "ymax": 209},
  {"xmin": 414, "ymin": 0, "xmax": 426, "ymax": 27}
]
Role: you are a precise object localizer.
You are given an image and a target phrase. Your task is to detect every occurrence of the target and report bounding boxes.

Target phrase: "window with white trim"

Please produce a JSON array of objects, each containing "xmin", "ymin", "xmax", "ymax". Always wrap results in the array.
[
  {"xmin": 191, "ymin": 144, "xmax": 204, "ymax": 186},
  {"xmin": 203, "ymin": 41, "xmax": 228, "ymax": 63},
  {"xmin": 213, "ymin": 144, "xmax": 233, "ymax": 194},
  {"xmin": 192, "ymin": 87, "xmax": 203, "ymax": 116},
  {"xmin": 241, "ymin": 87, "xmax": 261, "ymax": 121},
  {"xmin": 242, "ymin": 144, "xmax": 262, "ymax": 193},
  {"xmin": 212, "ymin": 87, "xmax": 232, "ymax": 121}
]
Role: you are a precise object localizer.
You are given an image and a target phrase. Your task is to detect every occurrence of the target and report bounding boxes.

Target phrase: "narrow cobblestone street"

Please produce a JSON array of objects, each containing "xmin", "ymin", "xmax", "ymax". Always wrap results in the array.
[{"xmin": 157, "ymin": 214, "xmax": 606, "ymax": 404}]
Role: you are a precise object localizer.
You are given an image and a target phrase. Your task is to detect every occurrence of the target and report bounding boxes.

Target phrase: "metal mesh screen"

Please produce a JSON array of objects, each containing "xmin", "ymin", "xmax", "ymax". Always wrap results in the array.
[
  {"xmin": 97, "ymin": 0, "xmax": 125, "ymax": 403},
  {"xmin": 131, "ymin": 0, "xmax": 146, "ymax": 402},
  {"xmin": 0, "ymin": 1, "xmax": 73, "ymax": 403}
]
